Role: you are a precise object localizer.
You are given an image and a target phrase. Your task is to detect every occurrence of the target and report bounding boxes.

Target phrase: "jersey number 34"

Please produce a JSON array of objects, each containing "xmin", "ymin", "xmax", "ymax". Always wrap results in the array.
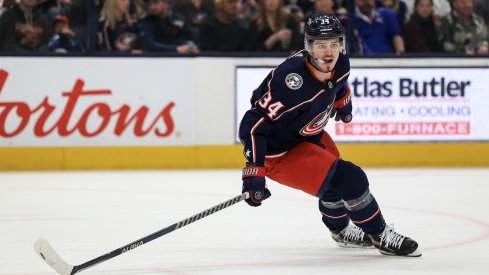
[{"xmin": 258, "ymin": 91, "xmax": 285, "ymax": 120}]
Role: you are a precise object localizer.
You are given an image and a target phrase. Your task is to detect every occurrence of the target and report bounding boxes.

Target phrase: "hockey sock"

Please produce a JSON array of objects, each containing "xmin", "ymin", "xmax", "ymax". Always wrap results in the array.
[
  {"xmin": 318, "ymin": 190, "xmax": 349, "ymax": 231},
  {"xmin": 329, "ymin": 160, "xmax": 386, "ymax": 235},
  {"xmin": 343, "ymin": 190, "xmax": 385, "ymax": 235}
]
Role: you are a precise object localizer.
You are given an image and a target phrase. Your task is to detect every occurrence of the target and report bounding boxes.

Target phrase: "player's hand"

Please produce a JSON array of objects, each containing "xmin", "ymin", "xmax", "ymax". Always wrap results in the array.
[
  {"xmin": 242, "ymin": 164, "xmax": 271, "ymax": 207},
  {"xmin": 330, "ymin": 102, "xmax": 353, "ymax": 123}
]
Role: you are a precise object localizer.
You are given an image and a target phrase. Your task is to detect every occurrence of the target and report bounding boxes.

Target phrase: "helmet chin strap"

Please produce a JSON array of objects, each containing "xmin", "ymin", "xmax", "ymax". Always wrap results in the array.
[{"xmin": 308, "ymin": 56, "xmax": 332, "ymax": 74}]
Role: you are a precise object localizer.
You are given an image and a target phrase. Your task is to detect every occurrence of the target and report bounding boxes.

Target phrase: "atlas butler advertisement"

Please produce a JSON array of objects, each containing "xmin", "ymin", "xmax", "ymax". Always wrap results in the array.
[{"xmin": 236, "ymin": 67, "xmax": 489, "ymax": 142}]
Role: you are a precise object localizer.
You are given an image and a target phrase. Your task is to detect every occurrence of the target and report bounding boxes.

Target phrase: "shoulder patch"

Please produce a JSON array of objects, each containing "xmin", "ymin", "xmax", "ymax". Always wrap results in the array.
[{"xmin": 285, "ymin": 73, "xmax": 303, "ymax": 90}]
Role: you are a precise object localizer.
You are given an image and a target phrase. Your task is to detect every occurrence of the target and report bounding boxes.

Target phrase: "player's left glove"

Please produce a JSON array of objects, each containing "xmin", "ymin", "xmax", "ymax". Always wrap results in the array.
[
  {"xmin": 330, "ymin": 102, "xmax": 353, "ymax": 123},
  {"xmin": 242, "ymin": 164, "xmax": 271, "ymax": 207}
]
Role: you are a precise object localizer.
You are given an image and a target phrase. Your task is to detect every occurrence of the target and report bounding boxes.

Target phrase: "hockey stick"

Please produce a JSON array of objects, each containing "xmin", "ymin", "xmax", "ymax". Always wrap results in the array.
[{"xmin": 34, "ymin": 192, "xmax": 249, "ymax": 275}]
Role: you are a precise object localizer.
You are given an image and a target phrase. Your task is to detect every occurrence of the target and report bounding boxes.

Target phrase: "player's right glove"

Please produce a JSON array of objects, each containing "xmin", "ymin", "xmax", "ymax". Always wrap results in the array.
[
  {"xmin": 242, "ymin": 164, "xmax": 271, "ymax": 207},
  {"xmin": 330, "ymin": 102, "xmax": 353, "ymax": 123}
]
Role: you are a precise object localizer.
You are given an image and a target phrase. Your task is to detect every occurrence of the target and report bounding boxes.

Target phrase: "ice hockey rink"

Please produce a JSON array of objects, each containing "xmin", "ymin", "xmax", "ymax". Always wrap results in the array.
[{"xmin": 1, "ymin": 168, "xmax": 489, "ymax": 275}]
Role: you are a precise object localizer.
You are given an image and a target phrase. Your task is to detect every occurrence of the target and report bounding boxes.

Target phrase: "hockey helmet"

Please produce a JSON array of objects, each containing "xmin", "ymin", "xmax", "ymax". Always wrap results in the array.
[{"xmin": 304, "ymin": 14, "xmax": 345, "ymax": 52}]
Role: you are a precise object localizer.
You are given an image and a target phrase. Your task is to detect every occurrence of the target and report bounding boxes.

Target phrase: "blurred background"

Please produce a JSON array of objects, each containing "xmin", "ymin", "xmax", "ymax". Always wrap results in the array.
[
  {"xmin": 0, "ymin": 0, "xmax": 488, "ymax": 169},
  {"xmin": 1, "ymin": 3, "xmax": 489, "ymax": 274}
]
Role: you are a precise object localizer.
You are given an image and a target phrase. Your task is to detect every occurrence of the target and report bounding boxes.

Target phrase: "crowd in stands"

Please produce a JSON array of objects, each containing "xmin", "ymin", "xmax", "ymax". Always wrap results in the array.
[{"xmin": 0, "ymin": 0, "xmax": 487, "ymax": 55}]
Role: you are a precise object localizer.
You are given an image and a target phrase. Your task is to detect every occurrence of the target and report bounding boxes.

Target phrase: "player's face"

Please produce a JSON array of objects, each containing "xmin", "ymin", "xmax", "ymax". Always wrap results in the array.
[{"xmin": 309, "ymin": 38, "xmax": 341, "ymax": 73}]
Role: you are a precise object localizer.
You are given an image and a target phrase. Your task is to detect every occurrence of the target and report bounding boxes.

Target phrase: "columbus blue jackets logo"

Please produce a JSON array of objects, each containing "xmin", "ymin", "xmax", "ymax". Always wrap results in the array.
[
  {"xmin": 285, "ymin": 73, "xmax": 303, "ymax": 90},
  {"xmin": 299, "ymin": 103, "xmax": 334, "ymax": 136}
]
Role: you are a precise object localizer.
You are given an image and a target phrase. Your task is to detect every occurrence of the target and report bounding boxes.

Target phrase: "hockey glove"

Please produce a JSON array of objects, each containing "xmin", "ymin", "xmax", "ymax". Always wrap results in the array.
[
  {"xmin": 330, "ymin": 102, "xmax": 353, "ymax": 123},
  {"xmin": 242, "ymin": 164, "xmax": 271, "ymax": 207}
]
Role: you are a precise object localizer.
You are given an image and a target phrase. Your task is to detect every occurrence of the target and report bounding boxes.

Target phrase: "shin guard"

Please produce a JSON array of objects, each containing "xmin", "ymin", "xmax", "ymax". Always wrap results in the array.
[
  {"xmin": 330, "ymin": 160, "xmax": 386, "ymax": 235},
  {"xmin": 343, "ymin": 189, "xmax": 385, "ymax": 235},
  {"xmin": 318, "ymin": 190, "xmax": 349, "ymax": 231}
]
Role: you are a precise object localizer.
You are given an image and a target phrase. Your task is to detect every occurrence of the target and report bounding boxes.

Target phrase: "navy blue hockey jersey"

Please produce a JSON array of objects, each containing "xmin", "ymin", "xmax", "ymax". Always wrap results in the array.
[{"xmin": 238, "ymin": 50, "xmax": 352, "ymax": 166}]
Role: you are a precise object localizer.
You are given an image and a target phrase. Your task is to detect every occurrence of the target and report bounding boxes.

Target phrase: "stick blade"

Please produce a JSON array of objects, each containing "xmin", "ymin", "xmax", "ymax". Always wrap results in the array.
[{"xmin": 34, "ymin": 238, "xmax": 74, "ymax": 275}]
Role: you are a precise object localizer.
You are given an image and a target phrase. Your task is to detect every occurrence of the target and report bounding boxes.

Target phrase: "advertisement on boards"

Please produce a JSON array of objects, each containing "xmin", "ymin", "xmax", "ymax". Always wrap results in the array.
[
  {"xmin": 0, "ymin": 59, "xmax": 196, "ymax": 146},
  {"xmin": 236, "ymin": 67, "xmax": 489, "ymax": 142}
]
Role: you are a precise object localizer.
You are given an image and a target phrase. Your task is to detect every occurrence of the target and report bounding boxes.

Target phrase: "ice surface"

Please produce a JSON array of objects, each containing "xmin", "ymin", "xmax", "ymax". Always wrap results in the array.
[{"xmin": 1, "ymin": 169, "xmax": 488, "ymax": 274}]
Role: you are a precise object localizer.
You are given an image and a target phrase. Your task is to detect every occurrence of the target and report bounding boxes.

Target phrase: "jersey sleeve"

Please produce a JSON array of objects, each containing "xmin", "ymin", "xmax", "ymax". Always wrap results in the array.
[
  {"xmin": 249, "ymin": 69, "xmax": 290, "ymax": 121},
  {"xmin": 334, "ymin": 83, "xmax": 352, "ymax": 109},
  {"xmin": 239, "ymin": 67, "xmax": 297, "ymax": 165},
  {"xmin": 239, "ymin": 109, "xmax": 272, "ymax": 166},
  {"xmin": 333, "ymin": 55, "xmax": 352, "ymax": 109}
]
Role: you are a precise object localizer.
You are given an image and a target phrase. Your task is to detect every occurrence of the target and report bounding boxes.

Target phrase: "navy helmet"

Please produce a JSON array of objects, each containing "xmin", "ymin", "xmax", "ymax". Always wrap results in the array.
[{"xmin": 304, "ymin": 14, "xmax": 345, "ymax": 51}]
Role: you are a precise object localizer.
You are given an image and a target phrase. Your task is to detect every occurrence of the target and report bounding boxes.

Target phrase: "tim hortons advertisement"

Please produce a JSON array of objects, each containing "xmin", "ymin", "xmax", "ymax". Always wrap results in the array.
[
  {"xmin": 0, "ymin": 59, "xmax": 195, "ymax": 146},
  {"xmin": 236, "ymin": 67, "xmax": 489, "ymax": 142}
]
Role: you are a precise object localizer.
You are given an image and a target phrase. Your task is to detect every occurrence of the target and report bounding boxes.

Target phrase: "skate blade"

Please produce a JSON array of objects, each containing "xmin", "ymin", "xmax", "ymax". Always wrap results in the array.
[
  {"xmin": 379, "ymin": 248, "xmax": 422, "ymax": 257},
  {"xmin": 335, "ymin": 242, "xmax": 376, "ymax": 249}
]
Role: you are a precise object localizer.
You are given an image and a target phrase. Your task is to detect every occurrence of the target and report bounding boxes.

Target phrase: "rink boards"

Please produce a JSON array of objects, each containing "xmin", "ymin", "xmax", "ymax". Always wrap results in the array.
[{"xmin": 1, "ymin": 57, "xmax": 488, "ymax": 170}]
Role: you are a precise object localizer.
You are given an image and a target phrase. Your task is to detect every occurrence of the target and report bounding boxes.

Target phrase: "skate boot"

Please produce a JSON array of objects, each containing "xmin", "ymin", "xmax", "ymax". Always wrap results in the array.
[
  {"xmin": 370, "ymin": 224, "xmax": 422, "ymax": 257},
  {"xmin": 330, "ymin": 224, "xmax": 374, "ymax": 248}
]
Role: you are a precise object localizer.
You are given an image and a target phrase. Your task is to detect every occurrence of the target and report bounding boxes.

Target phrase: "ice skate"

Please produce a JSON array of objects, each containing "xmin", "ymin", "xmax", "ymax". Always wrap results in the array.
[
  {"xmin": 370, "ymin": 224, "xmax": 422, "ymax": 257},
  {"xmin": 330, "ymin": 224, "xmax": 374, "ymax": 248}
]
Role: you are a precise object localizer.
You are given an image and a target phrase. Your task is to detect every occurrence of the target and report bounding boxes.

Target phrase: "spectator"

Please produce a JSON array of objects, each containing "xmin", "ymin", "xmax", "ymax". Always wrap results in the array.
[
  {"xmin": 245, "ymin": 0, "xmax": 302, "ymax": 52},
  {"xmin": 405, "ymin": 0, "xmax": 451, "ymax": 18},
  {"xmin": 0, "ymin": 0, "xmax": 16, "ymax": 17},
  {"xmin": 95, "ymin": 0, "xmax": 104, "ymax": 16},
  {"xmin": 304, "ymin": 0, "xmax": 336, "ymax": 19},
  {"xmin": 403, "ymin": 0, "xmax": 443, "ymax": 52},
  {"xmin": 198, "ymin": 0, "xmax": 246, "ymax": 51},
  {"xmin": 335, "ymin": 0, "xmax": 347, "ymax": 8},
  {"xmin": 473, "ymin": 0, "xmax": 488, "ymax": 22},
  {"xmin": 473, "ymin": 0, "xmax": 489, "ymax": 41},
  {"xmin": 172, "ymin": 0, "xmax": 216, "ymax": 41},
  {"xmin": 42, "ymin": 0, "xmax": 88, "ymax": 50},
  {"xmin": 46, "ymin": 0, "xmax": 72, "ymax": 21},
  {"xmin": 378, "ymin": 0, "xmax": 408, "ymax": 26},
  {"xmin": 437, "ymin": 0, "xmax": 488, "ymax": 54},
  {"xmin": 286, "ymin": 4, "xmax": 305, "ymax": 34},
  {"xmin": 48, "ymin": 15, "xmax": 84, "ymax": 52},
  {"xmin": 130, "ymin": 0, "xmax": 146, "ymax": 20},
  {"xmin": 353, "ymin": 0, "xmax": 405, "ymax": 54},
  {"xmin": 0, "ymin": 0, "xmax": 51, "ymax": 52},
  {"xmin": 67, "ymin": 0, "xmax": 88, "ymax": 49},
  {"xmin": 138, "ymin": 0, "xmax": 199, "ymax": 53},
  {"xmin": 97, "ymin": 0, "xmax": 141, "ymax": 52},
  {"xmin": 236, "ymin": 0, "xmax": 257, "ymax": 28},
  {"xmin": 290, "ymin": 0, "xmax": 314, "ymax": 16},
  {"xmin": 433, "ymin": 0, "xmax": 450, "ymax": 17}
]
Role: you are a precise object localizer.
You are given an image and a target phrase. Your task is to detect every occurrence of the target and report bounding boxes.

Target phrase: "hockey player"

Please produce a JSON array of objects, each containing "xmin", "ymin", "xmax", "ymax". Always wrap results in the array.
[{"xmin": 239, "ymin": 14, "xmax": 421, "ymax": 257}]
